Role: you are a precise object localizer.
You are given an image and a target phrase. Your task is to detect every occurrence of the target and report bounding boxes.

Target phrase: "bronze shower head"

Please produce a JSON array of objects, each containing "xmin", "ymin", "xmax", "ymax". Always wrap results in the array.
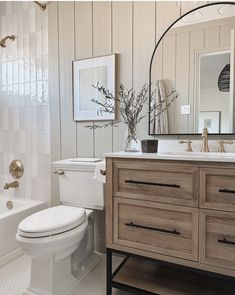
[{"xmin": 34, "ymin": 1, "xmax": 47, "ymax": 10}]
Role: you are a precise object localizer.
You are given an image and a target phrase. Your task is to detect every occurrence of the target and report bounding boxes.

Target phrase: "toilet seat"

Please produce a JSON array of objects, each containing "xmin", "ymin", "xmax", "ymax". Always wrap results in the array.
[{"xmin": 18, "ymin": 205, "xmax": 86, "ymax": 238}]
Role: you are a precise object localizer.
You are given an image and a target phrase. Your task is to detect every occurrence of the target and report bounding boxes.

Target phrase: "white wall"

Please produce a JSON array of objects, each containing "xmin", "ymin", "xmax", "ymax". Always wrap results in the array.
[
  {"xmin": 0, "ymin": 2, "xmax": 50, "ymax": 203},
  {"xmin": 48, "ymin": 1, "xmax": 184, "ymax": 163}
]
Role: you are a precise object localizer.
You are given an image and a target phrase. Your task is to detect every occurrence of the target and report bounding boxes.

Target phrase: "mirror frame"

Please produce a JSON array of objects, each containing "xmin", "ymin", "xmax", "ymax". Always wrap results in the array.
[{"xmin": 148, "ymin": 1, "xmax": 235, "ymax": 136}]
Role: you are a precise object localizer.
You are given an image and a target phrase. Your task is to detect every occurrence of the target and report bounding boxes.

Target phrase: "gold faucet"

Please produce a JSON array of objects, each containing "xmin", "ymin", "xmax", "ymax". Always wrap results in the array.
[
  {"xmin": 201, "ymin": 127, "xmax": 210, "ymax": 152},
  {"xmin": 218, "ymin": 140, "xmax": 234, "ymax": 153},
  {"xmin": 4, "ymin": 181, "xmax": 19, "ymax": 190}
]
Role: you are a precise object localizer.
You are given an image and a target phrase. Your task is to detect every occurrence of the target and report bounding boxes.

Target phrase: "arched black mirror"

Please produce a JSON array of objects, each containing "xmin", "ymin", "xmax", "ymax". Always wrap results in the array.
[{"xmin": 149, "ymin": 2, "xmax": 235, "ymax": 135}]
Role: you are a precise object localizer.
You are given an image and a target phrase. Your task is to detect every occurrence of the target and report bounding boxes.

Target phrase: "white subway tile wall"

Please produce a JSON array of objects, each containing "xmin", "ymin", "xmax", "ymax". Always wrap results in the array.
[{"xmin": 0, "ymin": 2, "xmax": 50, "ymax": 203}]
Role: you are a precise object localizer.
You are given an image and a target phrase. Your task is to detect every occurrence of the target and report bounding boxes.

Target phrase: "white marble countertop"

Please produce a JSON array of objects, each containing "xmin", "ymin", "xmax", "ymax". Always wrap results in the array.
[{"xmin": 105, "ymin": 151, "xmax": 235, "ymax": 163}]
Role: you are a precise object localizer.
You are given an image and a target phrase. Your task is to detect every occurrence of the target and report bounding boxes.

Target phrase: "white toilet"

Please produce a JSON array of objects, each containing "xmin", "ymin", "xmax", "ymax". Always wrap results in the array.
[{"xmin": 16, "ymin": 158, "xmax": 105, "ymax": 295}]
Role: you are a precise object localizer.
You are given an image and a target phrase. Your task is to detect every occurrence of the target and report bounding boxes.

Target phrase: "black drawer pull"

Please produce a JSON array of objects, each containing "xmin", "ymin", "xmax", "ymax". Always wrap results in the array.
[
  {"xmin": 125, "ymin": 222, "xmax": 180, "ymax": 235},
  {"xmin": 218, "ymin": 238, "xmax": 235, "ymax": 246},
  {"xmin": 219, "ymin": 188, "xmax": 235, "ymax": 194},
  {"xmin": 125, "ymin": 179, "xmax": 180, "ymax": 188}
]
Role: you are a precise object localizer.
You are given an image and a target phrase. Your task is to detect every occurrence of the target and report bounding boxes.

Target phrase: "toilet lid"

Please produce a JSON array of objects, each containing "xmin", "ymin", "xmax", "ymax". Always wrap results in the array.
[{"xmin": 18, "ymin": 205, "xmax": 86, "ymax": 238}]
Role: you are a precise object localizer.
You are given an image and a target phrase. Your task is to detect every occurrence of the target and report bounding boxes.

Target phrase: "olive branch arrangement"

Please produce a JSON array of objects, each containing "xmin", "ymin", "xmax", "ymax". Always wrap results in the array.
[{"xmin": 85, "ymin": 83, "xmax": 179, "ymax": 142}]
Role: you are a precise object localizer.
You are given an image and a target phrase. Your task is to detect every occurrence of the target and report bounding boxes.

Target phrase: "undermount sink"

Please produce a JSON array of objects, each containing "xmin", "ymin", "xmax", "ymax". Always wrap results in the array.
[{"xmin": 160, "ymin": 151, "xmax": 235, "ymax": 158}]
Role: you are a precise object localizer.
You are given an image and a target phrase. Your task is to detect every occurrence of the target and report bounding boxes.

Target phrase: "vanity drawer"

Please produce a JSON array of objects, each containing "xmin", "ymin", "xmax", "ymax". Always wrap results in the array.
[
  {"xmin": 113, "ymin": 160, "xmax": 199, "ymax": 207},
  {"xmin": 113, "ymin": 197, "xmax": 198, "ymax": 261},
  {"xmin": 199, "ymin": 210, "xmax": 235, "ymax": 270},
  {"xmin": 200, "ymin": 168, "xmax": 235, "ymax": 212}
]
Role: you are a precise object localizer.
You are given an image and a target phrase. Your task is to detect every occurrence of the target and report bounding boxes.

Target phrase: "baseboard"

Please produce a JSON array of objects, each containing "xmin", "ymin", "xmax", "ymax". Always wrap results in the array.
[
  {"xmin": 95, "ymin": 239, "xmax": 105, "ymax": 254},
  {"xmin": 0, "ymin": 248, "xmax": 23, "ymax": 267}
]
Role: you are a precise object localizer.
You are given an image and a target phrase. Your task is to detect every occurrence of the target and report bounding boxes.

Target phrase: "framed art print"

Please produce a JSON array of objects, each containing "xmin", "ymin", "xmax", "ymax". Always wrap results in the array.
[
  {"xmin": 199, "ymin": 111, "xmax": 221, "ymax": 133},
  {"xmin": 73, "ymin": 54, "xmax": 116, "ymax": 121}
]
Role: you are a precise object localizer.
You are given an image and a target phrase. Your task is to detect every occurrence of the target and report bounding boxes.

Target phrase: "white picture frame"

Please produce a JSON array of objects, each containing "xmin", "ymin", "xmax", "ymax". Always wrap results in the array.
[
  {"xmin": 199, "ymin": 111, "xmax": 221, "ymax": 133},
  {"xmin": 73, "ymin": 54, "xmax": 116, "ymax": 121}
]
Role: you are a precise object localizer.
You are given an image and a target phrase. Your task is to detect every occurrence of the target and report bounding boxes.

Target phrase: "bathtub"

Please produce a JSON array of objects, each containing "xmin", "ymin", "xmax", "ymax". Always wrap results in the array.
[{"xmin": 0, "ymin": 196, "xmax": 47, "ymax": 266}]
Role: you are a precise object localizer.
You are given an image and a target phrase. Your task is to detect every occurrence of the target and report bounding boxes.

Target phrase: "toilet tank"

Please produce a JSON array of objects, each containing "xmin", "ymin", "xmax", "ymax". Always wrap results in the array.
[{"xmin": 53, "ymin": 158, "xmax": 105, "ymax": 210}]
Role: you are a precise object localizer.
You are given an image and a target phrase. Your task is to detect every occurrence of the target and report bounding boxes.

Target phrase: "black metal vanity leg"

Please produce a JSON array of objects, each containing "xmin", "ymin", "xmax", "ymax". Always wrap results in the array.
[{"xmin": 107, "ymin": 248, "xmax": 112, "ymax": 295}]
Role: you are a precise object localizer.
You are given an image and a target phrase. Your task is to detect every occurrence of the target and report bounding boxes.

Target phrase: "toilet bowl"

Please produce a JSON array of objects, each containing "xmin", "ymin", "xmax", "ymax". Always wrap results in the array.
[
  {"xmin": 16, "ymin": 158, "xmax": 105, "ymax": 295},
  {"xmin": 16, "ymin": 206, "xmax": 88, "ymax": 295}
]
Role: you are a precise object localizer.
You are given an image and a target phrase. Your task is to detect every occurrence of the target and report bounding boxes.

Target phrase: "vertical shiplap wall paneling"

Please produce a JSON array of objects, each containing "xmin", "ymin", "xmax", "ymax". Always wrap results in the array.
[
  {"xmin": 189, "ymin": 29, "xmax": 204, "ymax": 133},
  {"xmin": 152, "ymin": 1, "xmax": 163, "ymax": 82},
  {"xmin": 74, "ymin": 2, "xmax": 93, "ymax": 59},
  {"xmin": 51, "ymin": 1, "xmax": 190, "ymax": 163},
  {"xmin": 58, "ymin": 2, "xmax": 76, "ymax": 159},
  {"xmin": 205, "ymin": 27, "xmax": 220, "ymax": 49},
  {"xmin": 92, "ymin": 1, "xmax": 112, "ymax": 252},
  {"xmin": 162, "ymin": 34, "xmax": 176, "ymax": 133},
  {"xmin": 48, "ymin": 2, "xmax": 60, "ymax": 205},
  {"xmin": 75, "ymin": 2, "xmax": 94, "ymax": 157},
  {"xmin": 220, "ymin": 23, "xmax": 235, "ymax": 47},
  {"xmin": 175, "ymin": 32, "xmax": 190, "ymax": 133},
  {"xmin": 181, "ymin": 1, "xmax": 207, "ymax": 15},
  {"xmin": 219, "ymin": 23, "xmax": 235, "ymax": 134},
  {"xmin": 112, "ymin": 2, "xmax": 133, "ymax": 152},
  {"xmin": 152, "ymin": 43, "xmax": 163, "ymax": 82},
  {"xmin": 155, "ymin": 2, "xmax": 180, "ymax": 135},
  {"xmin": 93, "ymin": 2, "xmax": 113, "ymax": 157},
  {"xmin": 156, "ymin": 2, "xmax": 180, "ymax": 40},
  {"xmin": 133, "ymin": 1, "xmax": 156, "ymax": 140}
]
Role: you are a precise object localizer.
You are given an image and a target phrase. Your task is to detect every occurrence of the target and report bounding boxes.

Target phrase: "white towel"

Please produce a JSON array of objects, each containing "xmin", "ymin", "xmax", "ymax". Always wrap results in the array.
[
  {"xmin": 94, "ymin": 161, "xmax": 106, "ymax": 183},
  {"xmin": 151, "ymin": 80, "xmax": 169, "ymax": 134}
]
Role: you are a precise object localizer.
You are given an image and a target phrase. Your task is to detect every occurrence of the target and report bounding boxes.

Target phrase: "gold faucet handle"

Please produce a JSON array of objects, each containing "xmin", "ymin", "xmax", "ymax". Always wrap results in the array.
[
  {"xmin": 178, "ymin": 140, "xmax": 193, "ymax": 152},
  {"xmin": 100, "ymin": 169, "xmax": 106, "ymax": 176},
  {"xmin": 222, "ymin": 140, "xmax": 234, "ymax": 144},
  {"xmin": 218, "ymin": 140, "xmax": 234, "ymax": 153}
]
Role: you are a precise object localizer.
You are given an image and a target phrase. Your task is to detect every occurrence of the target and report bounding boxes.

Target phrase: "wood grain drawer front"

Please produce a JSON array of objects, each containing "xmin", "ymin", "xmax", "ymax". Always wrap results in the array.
[
  {"xmin": 113, "ymin": 161, "xmax": 199, "ymax": 207},
  {"xmin": 200, "ymin": 210, "xmax": 235, "ymax": 270},
  {"xmin": 200, "ymin": 168, "xmax": 235, "ymax": 212},
  {"xmin": 113, "ymin": 198, "xmax": 198, "ymax": 261}
]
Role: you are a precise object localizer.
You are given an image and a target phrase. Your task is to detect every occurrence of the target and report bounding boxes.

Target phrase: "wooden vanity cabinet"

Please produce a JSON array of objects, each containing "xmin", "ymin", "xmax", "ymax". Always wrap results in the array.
[
  {"xmin": 200, "ymin": 167, "xmax": 235, "ymax": 212},
  {"xmin": 113, "ymin": 160, "xmax": 199, "ymax": 207},
  {"xmin": 106, "ymin": 157, "xmax": 235, "ymax": 294},
  {"xmin": 113, "ymin": 197, "xmax": 198, "ymax": 261},
  {"xmin": 199, "ymin": 209, "xmax": 235, "ymax": 270}
]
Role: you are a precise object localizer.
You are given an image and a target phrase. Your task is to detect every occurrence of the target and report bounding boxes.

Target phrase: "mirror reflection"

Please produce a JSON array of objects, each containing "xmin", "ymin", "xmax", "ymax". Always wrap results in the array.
[{"xmin": 150, "ymin": 3, "xmax": 235, "ymax": 135}]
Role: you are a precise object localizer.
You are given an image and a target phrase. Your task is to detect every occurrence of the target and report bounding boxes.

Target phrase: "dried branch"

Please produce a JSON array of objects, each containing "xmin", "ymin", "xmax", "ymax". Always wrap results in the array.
[
  {"xmin": 84, "ymin": 121, "xmax": 120, "ymax": 129},
  {"xmin": 85, "ymin": 82, "xmax": 179, "ymax": 132}
]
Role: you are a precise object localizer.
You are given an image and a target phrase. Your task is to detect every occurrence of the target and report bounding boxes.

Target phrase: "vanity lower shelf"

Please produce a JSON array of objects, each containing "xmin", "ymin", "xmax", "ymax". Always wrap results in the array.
[{"xmin": 108, "ymin": 249, "xmax": 235, "ymax": 295}]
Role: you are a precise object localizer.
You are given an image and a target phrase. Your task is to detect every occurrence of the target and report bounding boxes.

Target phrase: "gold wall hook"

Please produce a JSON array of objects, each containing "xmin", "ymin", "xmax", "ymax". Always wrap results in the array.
[
  {"xmin": 34, "ymin": 1, "xmax": 47, "ymax": 10},
  {"xmin": 0, "ymin": 35, "xmax": 15, "ymax": 48}
]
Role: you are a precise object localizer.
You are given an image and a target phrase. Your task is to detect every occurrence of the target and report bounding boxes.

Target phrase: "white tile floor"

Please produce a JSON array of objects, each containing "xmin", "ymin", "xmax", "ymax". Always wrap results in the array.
[{"xmin": 0, "ymin": 254, "xmax": 131, "ymax": 295}]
